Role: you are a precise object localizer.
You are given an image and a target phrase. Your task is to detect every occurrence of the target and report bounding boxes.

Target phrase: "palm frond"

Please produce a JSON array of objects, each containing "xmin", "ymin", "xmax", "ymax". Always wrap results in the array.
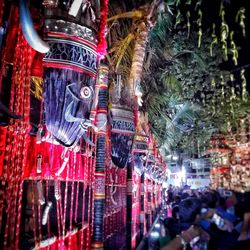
[
  {"xmin": 108, "ymin": 10, "xmax": 144, "ymax": 22},
  {"xmin": 109, "ymin": 33, "xmax": 135, "ymax": 71}
]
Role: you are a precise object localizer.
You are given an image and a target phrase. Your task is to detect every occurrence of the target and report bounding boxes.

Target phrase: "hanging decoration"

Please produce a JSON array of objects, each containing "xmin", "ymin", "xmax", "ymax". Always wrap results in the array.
[
  {"xmin": 69, "ymin": 0, "xmax": 84, "ymax": 17},
  {"xmin": 97, "ymin": 0, "xmax": 109, "ymax": 59},
  {"xmin": 42, "ymin": 3, "xmax": 99, "ymax": 147},
  {"xmin": 230, "ymin": 31, "xmax": 238, "ymax": 66},
  {"xmin": 210, "ymin": 24, "xmax": 218, "ymax": 56},
  {"xmin": 133, "ymin": 112, "xmax": 149, "ymax": 176},
  {"xmin": 186, "ymin": 11, "xmax": 191, "ymax": 38},
  {"xmin": 110, "ymin": 105, "xmax": 135, "ymax": 168},
  {"xmin": 241, "ymin": 69, "xmax": 247, "ymax": 102},
  {"xmin": 235, "ymin": 7, "xmax": 246, "ymax": 37},
  {"xmin": 209, "ymin": 124, "xmax": 250, "ymax": 192},
  {"xmin": 109, "ymin": 73, "xmax": 135, "ymax": 168},
  {"xmin": 174, "ymin": 10, "xmax": 181, "ymax": 29},
  {"xmin": 208, "ymin": 135, "xmax": 232, "ymax": 190},
  {"xmin": 197, "ymin": 9, "xmax": 202, "ymax": 48},
  {"xmin": 219, "ymin": 2, "xmax": 229, "ymax": 61},
  {"xmin": 0, "ymin": 22, "xmax": 33, "ymax": 249},
  {"xmin": 220, "ymin": 74, "xmax": 225, "ymax": 106},
  {"xmin": 0, "ymin": 1, "xmax": 108, "ymax": 249},
  {"xmin": 104, "ymin": 160, "xmax": 127, "ymax": 249},
  {"xmin": 131, "ymin": 167, "xmax": 141, "ymax": 249}
]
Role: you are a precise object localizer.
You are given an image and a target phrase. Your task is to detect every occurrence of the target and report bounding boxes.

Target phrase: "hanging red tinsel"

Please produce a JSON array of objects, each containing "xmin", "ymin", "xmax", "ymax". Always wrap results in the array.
[
  {"xmin": 0, "ymin": 0, "xmax": 4, "ymax": 26},
  {"xmin": 96, "ymin": 0, "xmax": 109, "ymax": 59}
]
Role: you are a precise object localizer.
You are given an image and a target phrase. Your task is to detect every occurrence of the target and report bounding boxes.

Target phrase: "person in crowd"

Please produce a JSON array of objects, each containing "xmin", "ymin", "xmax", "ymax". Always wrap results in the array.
[
  {"xmin": 159, "ymin": 223, "xmax": 171, "ymax": 249},
  {"xmin": 162, "ymin": 224, "xmax": 210, "ymax": 250},
  {"xmin": 173, "ymin": 195, "xmax": 181, "ymax": 207},
  {"xmin": 163, "ymin": 197, "xmax": 203, "ymax": 243},
  {"xmin": 159, "ymin": 185, "xmax": 250, "ymax": 250}
]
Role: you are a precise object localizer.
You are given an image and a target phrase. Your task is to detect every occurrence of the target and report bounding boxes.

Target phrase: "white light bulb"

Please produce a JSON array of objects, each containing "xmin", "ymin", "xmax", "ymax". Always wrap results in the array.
[
  {"xmin": 151, "ymin": 231, "xmax": 160, "ymax": 238},
  {"xmin": 155, "ymin": 223, "xmax": 160, "ymax": 228}
]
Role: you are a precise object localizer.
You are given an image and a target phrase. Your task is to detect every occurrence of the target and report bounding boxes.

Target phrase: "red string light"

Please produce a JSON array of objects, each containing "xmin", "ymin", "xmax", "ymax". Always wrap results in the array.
[
  {"xmin": 68, "ymin": 152, "xmax": 76, "ymax": 249},
  {"xmin": 46, "ymin": 180, "xmax": 51, "ymax": 239},
  {"xmin": 56, "ymin": 181, "xmax": 62, "ymax": 249},
  {"xmin": 96, "ymin": 0, "xmax": 109, "ymax": 59},
  {"xmin": 31, "ymin": 181, "xmax": 38, "ymax": 247}
]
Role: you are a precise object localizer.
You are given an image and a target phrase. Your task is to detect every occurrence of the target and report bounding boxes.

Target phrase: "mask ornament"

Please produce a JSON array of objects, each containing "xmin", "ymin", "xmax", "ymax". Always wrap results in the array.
[
  {"xmin": 144, "ymin": 153, "xmax": 154, "ymax": 179},
  {"xmin": 151, "ymin": 160, "xmax": 164, "ymax": 184},
  {"xmin": 110, "ymin": 105, "xmax": 135, "ymax": 168},
  {"xmin": 109, "ymin": 75, "xmax": 136, "ymax": 168},
  {"xmin": 133, "ymin": 112, "xmax": 149, "ymax": 176},
  {"xmin": 41, "ymin": 0, "xmax": 100, "ymax": 147},
  {"xmin": 134, "ymin": 154, "xmax": 145, "ymax": 176}
]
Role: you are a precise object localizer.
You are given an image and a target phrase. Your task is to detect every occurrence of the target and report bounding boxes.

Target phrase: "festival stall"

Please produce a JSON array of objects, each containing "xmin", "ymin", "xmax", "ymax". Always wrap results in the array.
[
  {"xmin": 229, "ymin": 118, "xmax": 250, "ymax": 192},
  {"xmin": 208, "ymin": 135, "xmax": 232, "ymax": 190},
  {"xmin": 209, "ymin": 118, "xmax": 250, "ymax": 192}
]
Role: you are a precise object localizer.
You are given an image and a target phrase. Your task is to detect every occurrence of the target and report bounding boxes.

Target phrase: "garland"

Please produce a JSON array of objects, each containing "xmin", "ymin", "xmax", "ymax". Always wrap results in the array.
[
  {"xmin": 97, "ymin": 0, "xmax": 109, "ymax": 59},
  {"xmin": 2, "ymin": 25, "xmax": 33, "ymax": 248},
  {"xmin": 0, "ymin": 0, "xmax": 4, "ymax": 27}
]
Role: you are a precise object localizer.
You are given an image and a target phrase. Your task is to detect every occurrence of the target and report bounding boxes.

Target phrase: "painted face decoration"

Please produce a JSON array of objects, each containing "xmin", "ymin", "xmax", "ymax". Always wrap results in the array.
[
  {"xmin": 43, "ymin": 20, "xmax": 98, "ymax": 147},
  {"xmin": 133, "ymin": 138, "xmax": 148, "ymax": 176},
  {"xmin": 134, "ymin": 153, "xmax": 145, "ymax": 176},
  {"xmin": 110, "ymin": 105, "xmax": 135, "ymax": 168},
  {"xmin": 144, "ymin": 154, "xmax": 154, "ymax": 179}
]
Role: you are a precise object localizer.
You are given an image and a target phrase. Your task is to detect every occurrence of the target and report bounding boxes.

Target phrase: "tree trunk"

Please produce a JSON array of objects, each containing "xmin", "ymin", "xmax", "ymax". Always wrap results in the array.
[{"xmin": 128, "ymin": 22, "xmax": 149, "ymax": 98}]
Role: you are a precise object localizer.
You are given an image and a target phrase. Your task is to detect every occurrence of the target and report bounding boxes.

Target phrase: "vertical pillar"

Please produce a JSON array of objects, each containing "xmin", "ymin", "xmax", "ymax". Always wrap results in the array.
[
  {"xmin": 126, "ymin": 159, "xmax": 133, "ymax": 250},
  {"xmin": 152, "ymin": 181, "xmax": 156, "ymax": 221},
  {"xmin": 148, "ymin": 179, "xmax": 152, "ymax": 227},
  {"xmin": 144, "ymin": 177, "xmax": 149, "ymax": 231},
  {"xmin": 92, "ymin": 65, "xmax": 108, "ymax": 249},
  {"xmin": 139, "ymin": 173, "xmax": 144, "ymax": 240}
]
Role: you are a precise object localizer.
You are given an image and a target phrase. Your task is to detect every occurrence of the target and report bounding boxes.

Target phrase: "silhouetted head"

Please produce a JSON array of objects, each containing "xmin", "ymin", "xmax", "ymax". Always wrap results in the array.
[{"xmin": 179, "ymin": 198, "xmax": 202, "ymax": 223}]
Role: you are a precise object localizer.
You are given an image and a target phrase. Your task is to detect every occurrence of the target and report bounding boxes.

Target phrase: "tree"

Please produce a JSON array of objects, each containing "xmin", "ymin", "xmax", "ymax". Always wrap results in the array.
[
  {"xmin": 108, "ymin": 0, "xmax": 168, "ymax": 106},
  {"xmin": 141, "ymin": 10, "xmax": 249, "ymax": 156}
]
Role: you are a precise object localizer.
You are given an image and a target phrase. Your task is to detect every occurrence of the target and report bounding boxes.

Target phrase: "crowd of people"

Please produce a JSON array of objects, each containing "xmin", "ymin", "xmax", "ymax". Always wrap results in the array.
[{"xmin": 156, "ymin": 185, "xmax": 250, "ymax": 250}]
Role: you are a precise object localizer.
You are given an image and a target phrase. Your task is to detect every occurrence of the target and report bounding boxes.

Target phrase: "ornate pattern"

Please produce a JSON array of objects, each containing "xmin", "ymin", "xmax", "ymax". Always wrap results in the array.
[
  {"xmin": 134, "ymin": 141, "xmax": 148, "ymax": 151},
  {"xmin": 93, "ymin": 199, "xmax": 105, "ymax": 243},
  {"xmin": 111, "ymin": 133, "xmax": 134, "ymax": 168},
  {"xmin": 134, "ymin": 152, "xmax": 145, "ymax": 176},
  {"xmin": 96, "ymin": 136, "xmax": 106, "ymax": 171},
  {"xmin": 98, "ymin": 88, "xmax": 108, "ymax": 109},
  {"xmin": 42, "ymin": 0, "xmax": 59, "ymax": 8},
  {"xmin": 111, "ymin": 107, "xmax": 135, "ymax": 134},
  {"xmin": 112, "ymin": 120, "xmax": 135, "ymax": 134},
  {"xmin": 43, "ymin": 18, "xmax": 98, "ymax": 147},
  {"xmin": 43, "ymin": 69, "xmax": 96, "ymax": 147},
  {"xmin": 44, "ymin": 19, "xmax": 96, "ymax": 42},
  {"xmin": 44, "ymin": 38, "xmax": 97, "ymax": 75},
  {"xmin": 110, "ymin": 106, "xmax": 135, "ymax": 168},
  {"xmin": 94, "ymin": 174, "xmax": 105, "ymax": 196}
]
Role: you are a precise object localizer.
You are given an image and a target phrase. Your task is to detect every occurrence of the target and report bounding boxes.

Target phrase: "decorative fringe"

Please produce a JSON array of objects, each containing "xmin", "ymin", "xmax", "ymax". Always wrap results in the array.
[
  {"xmin": 1, "ymin": 26, "xmax": 33, "ymax": 249},
  {"xmin": 96, "ymin": 0, "xmax": 108, "ymax": 59},
  {"xmin": 30, "ymin": 76, "xmax": 43, "ymax": 100},
  {"xmin": 0, "ymin": 0, "xmax": 4, "ymax": 26}
]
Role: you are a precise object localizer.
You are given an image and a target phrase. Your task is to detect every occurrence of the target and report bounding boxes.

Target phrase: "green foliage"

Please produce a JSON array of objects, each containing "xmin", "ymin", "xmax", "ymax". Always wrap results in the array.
[
  {"xmin": 107, "ymin": 0, "xmax": 249, "ymax": 158},
  {"xmin": 141, "ymin": 15, "xmax": 249, "ymax": 156}
]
